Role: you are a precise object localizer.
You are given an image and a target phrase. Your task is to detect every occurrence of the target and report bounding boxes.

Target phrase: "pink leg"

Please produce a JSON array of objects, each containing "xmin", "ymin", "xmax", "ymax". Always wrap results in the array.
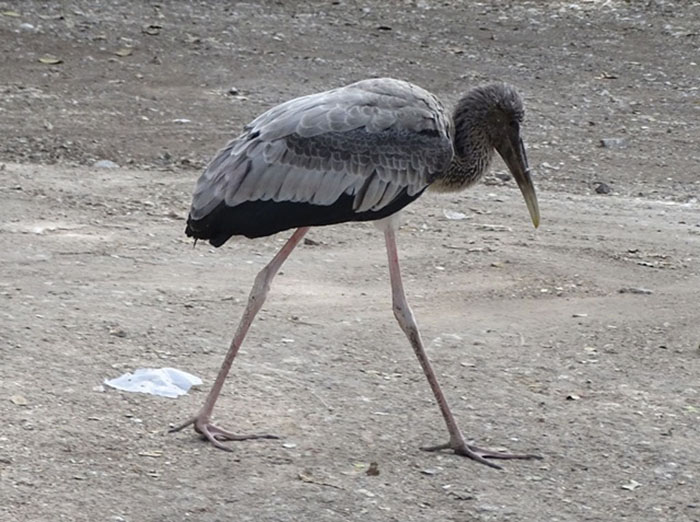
[
  {"xmin": 171, "ymin": 227, "xmax": 310, "ymax": 450},
  {"xmin": 383, "ymin": 226, "xmax": 540, "ymax": 469}
]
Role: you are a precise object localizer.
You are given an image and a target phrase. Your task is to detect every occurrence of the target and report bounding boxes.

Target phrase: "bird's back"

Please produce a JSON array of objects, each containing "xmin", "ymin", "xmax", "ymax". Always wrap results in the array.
[{"xmin": 186, "ymin": 78, "xmax": 454, "ymax": 245}]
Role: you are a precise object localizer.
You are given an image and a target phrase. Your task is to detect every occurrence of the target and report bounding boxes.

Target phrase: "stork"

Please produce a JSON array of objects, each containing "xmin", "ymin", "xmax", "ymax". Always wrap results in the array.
[{"xmin": 171, "ymin": 78, "xmax": 541, "ymax": 468}]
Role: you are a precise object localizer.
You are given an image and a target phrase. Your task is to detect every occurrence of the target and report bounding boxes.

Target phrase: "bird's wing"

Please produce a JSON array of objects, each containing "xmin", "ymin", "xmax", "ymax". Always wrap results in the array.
[{"xmin": 190, "ymin": 78, "xmax": 454, "ymax": 220}]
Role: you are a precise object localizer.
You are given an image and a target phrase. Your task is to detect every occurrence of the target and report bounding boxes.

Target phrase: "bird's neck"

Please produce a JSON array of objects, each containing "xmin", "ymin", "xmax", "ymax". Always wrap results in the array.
[{"xmin": 430, "ymin": 109, "xmax": 494, "ymax": 193}]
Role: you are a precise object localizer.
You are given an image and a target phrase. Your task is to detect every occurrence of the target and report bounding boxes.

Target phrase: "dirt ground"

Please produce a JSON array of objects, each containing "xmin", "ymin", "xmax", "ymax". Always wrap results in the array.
[{"xmin": 1, "ymin": 1, "xmax": 699, "ymax": 521}]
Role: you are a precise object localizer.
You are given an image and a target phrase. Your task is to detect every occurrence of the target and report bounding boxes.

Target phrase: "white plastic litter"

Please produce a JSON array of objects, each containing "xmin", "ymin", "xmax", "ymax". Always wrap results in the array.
[{"xmin": 104, "ymin": 368, "xmax": 202, "ymax": 398}]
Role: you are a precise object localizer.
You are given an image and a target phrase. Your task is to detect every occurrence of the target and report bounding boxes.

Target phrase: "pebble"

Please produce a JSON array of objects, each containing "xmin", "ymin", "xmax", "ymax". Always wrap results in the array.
[
  {"xmin": 619, "ymin": 287, "xmax": 653, "ymax": 295},
  {"xmin": 94, "ymin": 159, "xmax": 119, "ymax": 169},
  {"xmin": 443, "ymin": 209, "xmax": 467, "ymax": 220},
  {"xmin": 595, "ymin": 182, "xmax": 612, "ymax": 194},
  {"xmin": 599, "ymin": 138, "xmax": 626, "ymax": 148},
  {"xmin": 10, "ymin": 395, "xmax": 28, "ymax": 406}
]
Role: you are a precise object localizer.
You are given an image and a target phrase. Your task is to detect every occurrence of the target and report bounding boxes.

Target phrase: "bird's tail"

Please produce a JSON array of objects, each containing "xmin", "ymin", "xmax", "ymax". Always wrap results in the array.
[{"xmin": 185, "ymin": 209, "xmax": 233, "ymax": 248}]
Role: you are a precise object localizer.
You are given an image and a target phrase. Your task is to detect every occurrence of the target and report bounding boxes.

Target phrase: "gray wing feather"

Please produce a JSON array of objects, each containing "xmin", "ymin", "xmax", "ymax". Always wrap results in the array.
[{"xmin": 190, "ymin": 78, "xmax": 454, "ymax": 220}]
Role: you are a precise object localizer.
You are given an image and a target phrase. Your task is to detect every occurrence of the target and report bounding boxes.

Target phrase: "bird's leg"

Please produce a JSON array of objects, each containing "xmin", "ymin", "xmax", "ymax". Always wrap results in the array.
[
  {"xmin": 383, "ymin": 227, "xmax": 540, "ymax": 469},
  {"xmin": 170, "ymin": 227, "xmax": 310, "ymax": 450}
]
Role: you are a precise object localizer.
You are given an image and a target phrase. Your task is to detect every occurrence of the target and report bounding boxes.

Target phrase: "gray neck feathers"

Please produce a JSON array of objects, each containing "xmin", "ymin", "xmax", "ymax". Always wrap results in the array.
[{"xmin": 430, "ymin": 91, "xmax": 495, "ymax": 192}]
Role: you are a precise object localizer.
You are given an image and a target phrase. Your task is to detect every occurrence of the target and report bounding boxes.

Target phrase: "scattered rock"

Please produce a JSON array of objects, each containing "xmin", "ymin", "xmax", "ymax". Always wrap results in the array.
[
  {"xmin": 10, "ymin": 394, "xmax": 28, "ymax": 406},
  {"xmin": 447, "ymin": 490, "xmax": 475, "ymax": 501},
  {"xmin": 599, "ymin": 138, "xmax": 626, "ymax": 148},
  {"xmin": 38, "ymin": 55, "xmax": 62, "ymax": 65},
  {"xmin": 621, "ymin": 479, "xmax": 642, "ymax": 491},
  {"xmin": 541, "ymin": 161, "xmax": 560, "ymax": 170},
  {"xmin": 94, "ymin": 159, "xmax": 119, "ymax": 169},
  {"xmin": 142, "ymin": 24, "xmax": 162, "ymax": 35},
  {"xmin": 477, "ymin": 224, "xmax": 511, "ymax": 232},
  {"xmin": 109, "ymin": 328, "xmax": 127, "ymax": 337},
  {"xmin": 619, "ymin": 287, "xmax": 653, "ymax": 295},
  {"xmin": 595, "ymin": 182, "xmax": 612, "ymax": 194},
  {"xmin": 443, "ymin": 209, "xmax": 468, "ymax": 220}
]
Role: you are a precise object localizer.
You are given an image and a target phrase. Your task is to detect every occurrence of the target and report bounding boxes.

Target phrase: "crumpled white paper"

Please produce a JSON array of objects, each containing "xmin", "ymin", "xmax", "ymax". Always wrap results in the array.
[{"xmin": 104, "ymin": 368, "xmax": 202, "ymax": 398}]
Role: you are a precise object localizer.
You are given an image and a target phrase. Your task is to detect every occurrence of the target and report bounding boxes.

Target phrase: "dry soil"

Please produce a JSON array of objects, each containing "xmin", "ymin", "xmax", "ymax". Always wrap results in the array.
[{"xmin": 1, "ymin": 1, "xmax": 699, "ymax": 522}]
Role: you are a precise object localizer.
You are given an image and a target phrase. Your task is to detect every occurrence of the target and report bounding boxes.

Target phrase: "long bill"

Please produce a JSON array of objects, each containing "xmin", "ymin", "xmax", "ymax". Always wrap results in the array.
[{"xmin": 497, "ymin": 131, "xmax": 540, "ymax": 228}]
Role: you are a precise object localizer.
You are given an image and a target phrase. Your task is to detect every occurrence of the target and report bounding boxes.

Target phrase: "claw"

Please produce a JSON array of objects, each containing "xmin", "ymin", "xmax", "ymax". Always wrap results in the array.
[
  {"xmin": 421, "ymin": 439, "xmax": 541, "ymax": 469},
  {"xmin": 169, "ymin": 414, "xmax": 278, "ymax": 450}
]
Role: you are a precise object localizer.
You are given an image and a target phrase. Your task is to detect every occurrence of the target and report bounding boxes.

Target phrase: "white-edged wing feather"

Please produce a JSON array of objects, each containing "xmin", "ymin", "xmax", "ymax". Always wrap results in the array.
[{"xmin": 189, "ymin": 78, "xmax": 454, "ymax": 220}]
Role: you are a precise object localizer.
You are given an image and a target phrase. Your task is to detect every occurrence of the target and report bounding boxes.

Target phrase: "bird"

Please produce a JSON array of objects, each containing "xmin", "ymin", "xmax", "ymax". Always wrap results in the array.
[{"xmin": 171, "ymin": 78, "xmax": 541, "ymax": 469}]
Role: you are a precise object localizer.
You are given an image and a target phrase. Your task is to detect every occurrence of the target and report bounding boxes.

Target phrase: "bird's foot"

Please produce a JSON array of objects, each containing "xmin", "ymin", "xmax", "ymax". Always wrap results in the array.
[
  {"xmin": 169, "ymin": 414, "xmax": 279, "ymax": 451},
  {"xmin": 421, "ymin": 439, "xmax": 541, "ymax": 470}
]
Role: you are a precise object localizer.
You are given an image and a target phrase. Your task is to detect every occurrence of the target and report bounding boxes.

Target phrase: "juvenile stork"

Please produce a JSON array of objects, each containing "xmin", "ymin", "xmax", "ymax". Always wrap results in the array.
[{"xmin": 172, "ymin": 78, "xmax": 541, "ymax": 468}]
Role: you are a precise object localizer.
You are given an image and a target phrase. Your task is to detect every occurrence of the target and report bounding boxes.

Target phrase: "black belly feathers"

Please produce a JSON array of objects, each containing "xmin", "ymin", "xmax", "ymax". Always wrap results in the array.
[{"xmin": 185, "ymin": 186, "xmax": 424, "ymax": 246}]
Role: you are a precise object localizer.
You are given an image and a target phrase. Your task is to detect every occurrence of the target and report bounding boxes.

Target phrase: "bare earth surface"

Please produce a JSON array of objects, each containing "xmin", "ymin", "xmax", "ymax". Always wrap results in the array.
[{"xmin": 1, "ymin": 1, "xmax": 699, "ymax": 521}]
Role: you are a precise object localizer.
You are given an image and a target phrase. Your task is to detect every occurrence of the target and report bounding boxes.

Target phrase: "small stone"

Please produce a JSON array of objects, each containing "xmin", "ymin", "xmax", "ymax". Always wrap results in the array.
[
  {"xmin": 599, "ymin": 138, "xmax": 626, "ymax": 148},
  {"xmin": 621, "ymin": 479, "xmax": 642, "ymax": 491},
  {"xmin": 142, "ymin": 24, "xmax": 162, "ymax": 35},
  {"xmin": 619, "ymin": 287, "xmax": 653, "ymax": 295},
  {"xmin": 10, "ymin": 395, "xmax": 28, "ymax": 406},
  {"xmin": 447, "ymin": 490, "xmax": 475, "ymax": 500},
  {"xmin": 94, "ymin": 159, "xmax": 119, "ymax": 169},
  {"xmin": 443, "ymin": 209, "xmax": 467, "ymax": 220},
  {"xmin": 477, "ymin": 224, "xmax": 511, "ymax": 232},
  {"xmin": 594, "ymin": 182, "xmax": 612, "ymax": 194}
]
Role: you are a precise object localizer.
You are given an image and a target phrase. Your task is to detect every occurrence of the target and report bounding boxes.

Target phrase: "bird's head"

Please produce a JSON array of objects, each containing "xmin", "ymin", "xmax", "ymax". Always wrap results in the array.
[{"xmin": 456, "ymin": 83, "xmax": 540, "ymax": 228}]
